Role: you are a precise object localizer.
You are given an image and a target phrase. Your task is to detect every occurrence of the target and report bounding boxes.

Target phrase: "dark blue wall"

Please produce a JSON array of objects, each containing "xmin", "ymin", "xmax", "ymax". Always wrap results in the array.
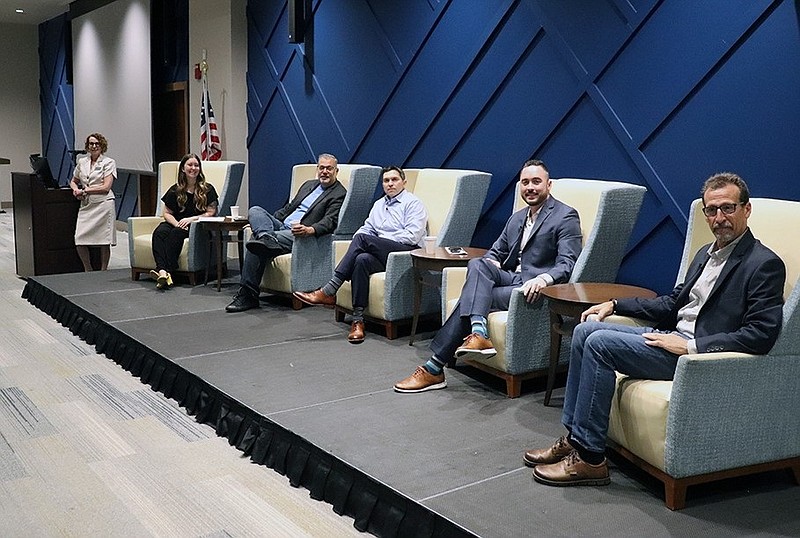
[{"xmin": 246, "ymin": 0, "xmax": 800, "ymax": 294}]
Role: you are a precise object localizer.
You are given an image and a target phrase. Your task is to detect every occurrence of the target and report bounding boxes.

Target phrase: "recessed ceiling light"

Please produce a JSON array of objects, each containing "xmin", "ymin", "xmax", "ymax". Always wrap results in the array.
[{"xmin": 16, "ymin": 9, "xmax": 24, "ymax": 14}]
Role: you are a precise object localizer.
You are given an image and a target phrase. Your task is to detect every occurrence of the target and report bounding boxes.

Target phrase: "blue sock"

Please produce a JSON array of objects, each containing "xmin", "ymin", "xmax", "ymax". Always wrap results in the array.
[
  {"xmin": 470, "ymin": 315, "xmax": 488, "ymax": 338},
  {"xmin": 423, "ymin": 355, "xmax": 445, "ymax": 375}
]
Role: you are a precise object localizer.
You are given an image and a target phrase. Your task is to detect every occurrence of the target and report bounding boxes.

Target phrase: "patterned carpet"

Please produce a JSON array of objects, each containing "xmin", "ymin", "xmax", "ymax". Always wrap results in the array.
[{"xmin": 0, "ymin": 211, "xmax": 361, "ymax": 537}]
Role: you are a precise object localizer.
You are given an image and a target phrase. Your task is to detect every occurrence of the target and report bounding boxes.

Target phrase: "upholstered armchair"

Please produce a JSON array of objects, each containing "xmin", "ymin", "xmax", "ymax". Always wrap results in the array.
[
  {"xmin": 333, "ymin": 168, "xmax": 492, "ymax": 339},
  {"xmin": 258, "ymin": 164, "xmax": 382, "ymax": 308},
  {"xmin": 604, "ymin": 198, "xmax": 800, "ymax": 509},
  {"xmin": 128, "ymin": 160, "xmax": 245, "ymax": 284},
  {"xmin": 441, "ymin": 178, "xmax": 646, "ymax": 397}
]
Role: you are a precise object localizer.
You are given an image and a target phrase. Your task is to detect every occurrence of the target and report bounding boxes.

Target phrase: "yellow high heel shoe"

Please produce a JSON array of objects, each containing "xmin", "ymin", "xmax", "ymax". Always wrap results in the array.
[
  {"xmin": 154, "ymin": 271, "xmax": 169, "ymax": 290},
  {"xmin": 165, "ymin": 273, "xmax": 173, "ymax": 288}
]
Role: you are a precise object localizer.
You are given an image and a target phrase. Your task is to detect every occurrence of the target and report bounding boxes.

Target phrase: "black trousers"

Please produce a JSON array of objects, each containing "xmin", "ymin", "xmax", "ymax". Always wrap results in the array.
[
  {"xmin": 152, "ymin": 221, "xmax": 189, "ymax": 272},
  {"xmin": 334, "ymin": 234, "xmax": 416, "ymax": 308}
]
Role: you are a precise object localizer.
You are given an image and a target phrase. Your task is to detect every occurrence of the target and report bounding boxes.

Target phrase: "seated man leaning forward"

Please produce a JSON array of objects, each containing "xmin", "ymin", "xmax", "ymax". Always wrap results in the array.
[
  {"xmin": 294, "ymin": 166, "xmax": 428, "ymax": 344},
  {"xmin": 394, "ymin": 159, "xmax": 583, "ymax": 393},
  {"xmin": 525, "ymin": 172, "xmax": 786, "ymax": 487},
  {"xmin": 226, "ymin": 153, "xmax": 347, "ymax": 312}
]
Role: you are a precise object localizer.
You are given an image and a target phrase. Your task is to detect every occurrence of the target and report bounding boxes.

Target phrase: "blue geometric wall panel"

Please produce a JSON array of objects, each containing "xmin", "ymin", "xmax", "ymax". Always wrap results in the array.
[{"xmin": 247, "ymin": 0, "xmax": 800, "ymax": 293}]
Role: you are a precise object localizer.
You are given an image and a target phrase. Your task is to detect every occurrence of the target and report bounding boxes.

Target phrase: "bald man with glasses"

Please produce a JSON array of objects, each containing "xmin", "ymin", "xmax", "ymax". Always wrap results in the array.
[{"xmin": 525, "ymin": 172, "xmax": 786, "ymax": 488}]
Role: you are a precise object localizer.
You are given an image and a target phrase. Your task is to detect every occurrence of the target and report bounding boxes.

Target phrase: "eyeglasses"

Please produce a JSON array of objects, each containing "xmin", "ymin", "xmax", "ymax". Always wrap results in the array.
[
  {"xmin": 702, "ymin": 203, "xmax": 743, "ymax": 217},
  {"xmin": 87, "ymin": 142, "xmax": 101, "ymax": 147},
  {"xmin": 317, "ymin": 165, "xmax": 335, "ymax": 172}
]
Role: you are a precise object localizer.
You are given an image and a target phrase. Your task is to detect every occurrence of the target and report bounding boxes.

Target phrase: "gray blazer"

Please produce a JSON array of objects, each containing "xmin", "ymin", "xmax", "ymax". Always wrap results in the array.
[
  {"xmin": 486, "ymin": 195, "xmax": 582, "ymax": 283},
  {"xmin": 274, "ymin": 179, "xmax": 347, "ymax": 236}
]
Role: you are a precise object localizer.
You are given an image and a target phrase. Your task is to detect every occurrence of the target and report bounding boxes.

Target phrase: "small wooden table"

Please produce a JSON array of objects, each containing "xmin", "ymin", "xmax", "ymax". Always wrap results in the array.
[
  {"xmin": 539, "ymin": 283, "xmax": 657, "ymax": 406},
  {"xmin": 408, "ymin": 247, "xmax": 487, "ymax": 345},
  {"xmin": 201, "ymin": 218, "xmax": 249, "ymax": 291}
]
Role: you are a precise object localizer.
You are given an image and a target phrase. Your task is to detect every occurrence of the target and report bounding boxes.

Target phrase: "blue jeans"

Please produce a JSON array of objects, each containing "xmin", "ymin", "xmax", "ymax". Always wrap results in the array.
[
  {"xmin": 240, "ymin": 206, "xmax": 294, "ymax": 294},
  {"xmin": 563, "ymin": 321, "xmax": 682, "ymax": 453}
]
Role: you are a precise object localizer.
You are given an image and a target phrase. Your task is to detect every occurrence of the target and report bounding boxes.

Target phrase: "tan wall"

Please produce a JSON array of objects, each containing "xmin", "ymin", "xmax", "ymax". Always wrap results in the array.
[
  {"xmin": 0, "ymin": 23, "xmax": 41, "ymax": 207},
  {"xmin": 188, "ymin": 0, "xmax": 248, "ymax": 210}
]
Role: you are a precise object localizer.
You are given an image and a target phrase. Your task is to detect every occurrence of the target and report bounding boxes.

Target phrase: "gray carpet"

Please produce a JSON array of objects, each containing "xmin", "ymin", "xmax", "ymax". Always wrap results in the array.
[{"xmin": 23, "ymin": 268, "xmax": 800, "ymax": 537}]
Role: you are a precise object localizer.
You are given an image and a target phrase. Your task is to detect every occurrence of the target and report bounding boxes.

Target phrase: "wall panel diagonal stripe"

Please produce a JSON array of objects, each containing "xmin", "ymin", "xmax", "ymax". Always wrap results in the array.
[{"xmin": 248, "ymin": 0, "xmax": 800, "ymax": 293}]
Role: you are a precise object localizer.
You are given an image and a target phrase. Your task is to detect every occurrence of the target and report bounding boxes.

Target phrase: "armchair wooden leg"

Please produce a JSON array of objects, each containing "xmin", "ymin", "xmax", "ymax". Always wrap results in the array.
[
  {"xmin": 790, "ymin": 462, "xmax": 800, "ymax": 485},
  {"xmin": 385, "ymin": 322, "xmax": 397, "ymax": 340},
  {"xmin": 131, "ymin": 269, "xmax": 140, "ymax": 281},
  {"xmin": 335, "ymin": 308, "xmax": 345, "ymax": 322},
  {"xmin": 506, "ymin": 377, "xmax": 522, "ymax": 399},
  {"xmin": 664, "ymin": 477, "xmax": 687, "ymax": 510},
  {"xmin": 291, "ymin": 297, "xmax": 303, "ymax": 310}
]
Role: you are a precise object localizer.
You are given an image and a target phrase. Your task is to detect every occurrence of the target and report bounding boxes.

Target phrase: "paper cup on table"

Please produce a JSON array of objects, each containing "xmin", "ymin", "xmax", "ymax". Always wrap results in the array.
[
  {"xmin": 423, "ymin": 236, "xmax": 436, "ymax": 254},
  {"xmin": 230, "ymin": 206, "xmax": 240, "ymax": 218}
]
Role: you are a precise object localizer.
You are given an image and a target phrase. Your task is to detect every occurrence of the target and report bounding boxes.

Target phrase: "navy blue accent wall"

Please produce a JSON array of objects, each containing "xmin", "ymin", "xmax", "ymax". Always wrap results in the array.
[
  {"xmin": 39, "ymin": 13, "xmax": 75, "ymax": 187},
  {"xmin": 246, "ymin": 0, "xmax": 800, "ymax": 294}
]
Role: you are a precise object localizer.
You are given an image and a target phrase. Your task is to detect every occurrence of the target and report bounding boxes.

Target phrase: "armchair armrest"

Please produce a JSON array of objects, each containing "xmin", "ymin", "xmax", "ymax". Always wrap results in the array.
[
  {"xmin": 128, "ymin": 216, "xmax": 163, "ymax": 237},
  {"xmin": 664, "ymin": 352, "xmax": 800, "ymax": 477},
  {"xmin": 291, "ymin": 234, "xmax": 335, "ymax": 291},
  {"xmin": 442, "ymin": 267, "xmax": 467, "ymax": 322}
]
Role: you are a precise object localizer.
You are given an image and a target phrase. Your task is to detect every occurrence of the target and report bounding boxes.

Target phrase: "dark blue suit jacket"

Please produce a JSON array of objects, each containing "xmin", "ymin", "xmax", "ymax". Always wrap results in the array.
[
  {"xmin": 486, "ymin": 195, "xmax": 582, "ymax": 284},
  {"xmin": 616, "ymin": 228, "xmax": 785, "ymax": 355}
]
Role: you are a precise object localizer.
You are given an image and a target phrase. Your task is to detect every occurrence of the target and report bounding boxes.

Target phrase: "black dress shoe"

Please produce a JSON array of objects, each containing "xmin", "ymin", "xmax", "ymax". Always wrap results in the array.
[
  {"xmin": 246, "ymin": 235, "xmax": 285, "ymax": 258},
  {"xmin": 226, "ymin": 288, "xmax": 260, "ymax": 312}
]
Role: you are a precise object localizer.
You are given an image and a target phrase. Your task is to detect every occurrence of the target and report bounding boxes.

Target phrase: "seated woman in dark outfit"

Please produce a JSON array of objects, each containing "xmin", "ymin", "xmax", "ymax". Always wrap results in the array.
[{"xmin": 150, "ymin": 153, "xmax": 218, "ymax": 288}]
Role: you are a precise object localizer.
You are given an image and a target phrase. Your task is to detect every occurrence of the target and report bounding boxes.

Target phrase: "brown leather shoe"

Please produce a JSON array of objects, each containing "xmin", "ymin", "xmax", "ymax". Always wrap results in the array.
[
  {"xmin": 393, "ymin": 366, "xmax": 447, "ymax": 393},
  {"xmin": 454, "ymin": 333, "xmax": 497, "ymax": 360},
  {"xmin": 532, "ymin": 450, "xmax": 610, "ymax": 487},
  {"xmin": 523, "ymin": 435, "xmax": 573, "ymax": 467},
  {"xmin": 293, "ymin": 289, "xmax": 335, "ymax": 307},
  {"xmin": 348, "ymin": 320, "xmax": 365, "ymax": 344}
]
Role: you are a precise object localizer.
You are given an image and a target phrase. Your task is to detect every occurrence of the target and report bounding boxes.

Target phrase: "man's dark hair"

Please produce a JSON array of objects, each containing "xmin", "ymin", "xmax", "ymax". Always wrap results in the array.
[
  {"xmin": 381, "ymin": 165, "xmax": 405, "ymax": 180},
  {"xmin": 702, "ymin": 172, "xmax": 750, "ymax": 204},
  {"xmin": 522, "ymin": 159, "xmax": 549, "ymax": 174}
]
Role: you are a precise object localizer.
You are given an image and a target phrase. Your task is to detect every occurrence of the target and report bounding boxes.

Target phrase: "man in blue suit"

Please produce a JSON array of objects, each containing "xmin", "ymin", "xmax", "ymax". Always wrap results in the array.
[
  {"xmin": 526, "ymin": 172, "xmax": 786, "ymax": 487},
  {"xmin": 394, "ymin": 159, "xmax": 583, "ymax": 393}
]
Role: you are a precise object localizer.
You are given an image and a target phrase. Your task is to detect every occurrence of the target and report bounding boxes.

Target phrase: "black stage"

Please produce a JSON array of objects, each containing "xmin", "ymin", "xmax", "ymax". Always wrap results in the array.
[{"xmin": 22, "ymin": 270, "xmax": 800, "ymax": 537}]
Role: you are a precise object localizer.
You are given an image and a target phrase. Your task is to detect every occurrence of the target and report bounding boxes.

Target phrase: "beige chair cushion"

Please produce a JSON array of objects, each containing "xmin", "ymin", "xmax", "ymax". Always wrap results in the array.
[{"xmin": 608, "ymin": 375, "xmax": 672, "ymax": 471}]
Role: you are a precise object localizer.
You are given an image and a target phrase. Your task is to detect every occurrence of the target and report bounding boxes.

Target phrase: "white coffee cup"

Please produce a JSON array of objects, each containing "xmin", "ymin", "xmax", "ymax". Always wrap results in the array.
[
  {"xmin": 230, "ymin": 205, "xmax": 240, "ymax": 218},
  {"xmin": 423, "ymin": 236, "xmax": 436, "ymax": 254}
]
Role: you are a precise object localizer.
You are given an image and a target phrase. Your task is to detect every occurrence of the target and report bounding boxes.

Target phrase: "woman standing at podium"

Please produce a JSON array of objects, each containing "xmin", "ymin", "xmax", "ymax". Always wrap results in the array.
[{"xmin": 69, "ymin": 132, "xmax": 116, "ymax": 271}]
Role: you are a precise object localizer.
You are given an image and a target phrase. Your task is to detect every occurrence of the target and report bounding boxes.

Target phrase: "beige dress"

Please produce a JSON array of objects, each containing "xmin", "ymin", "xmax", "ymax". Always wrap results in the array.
[{"xmin": 73, "ymin": 155, "xmax": 117, "ymax": 246}]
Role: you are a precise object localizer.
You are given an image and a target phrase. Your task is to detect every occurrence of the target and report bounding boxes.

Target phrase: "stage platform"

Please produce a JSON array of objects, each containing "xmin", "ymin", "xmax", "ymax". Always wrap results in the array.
[{"xmin": 22, "ymin": 269, "xmax": 800, "ymax": 537}]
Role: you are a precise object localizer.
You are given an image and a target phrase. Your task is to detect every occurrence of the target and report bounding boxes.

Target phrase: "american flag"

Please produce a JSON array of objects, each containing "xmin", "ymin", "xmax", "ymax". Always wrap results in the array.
[{"xmin": 200, "ymin": 77, "xmax": 222, "ymax": 161}]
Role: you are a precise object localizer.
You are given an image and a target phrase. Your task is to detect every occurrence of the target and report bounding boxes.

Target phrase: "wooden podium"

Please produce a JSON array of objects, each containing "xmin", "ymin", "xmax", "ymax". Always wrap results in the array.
[{"xmin": 12, "ymin": 172, "xmax": 84, "ymax": 276}]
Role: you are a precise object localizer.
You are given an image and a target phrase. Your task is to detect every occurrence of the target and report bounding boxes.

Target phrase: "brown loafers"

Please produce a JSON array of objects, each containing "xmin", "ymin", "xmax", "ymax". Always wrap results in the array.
[
  {"xmin": 293, "ymin": 289, "xmax": 336, "ymax": 307},
  {"xmin": 523, "ymin": 435, "xmax": 573, "ymax": 467},
  {"xmin": 532, "ymin": 450, "xmax": 610, "ymax": 487}
]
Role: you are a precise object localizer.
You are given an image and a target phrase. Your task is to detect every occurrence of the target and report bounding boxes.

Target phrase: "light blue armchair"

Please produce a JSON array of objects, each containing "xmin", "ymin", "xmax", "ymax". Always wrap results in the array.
[
  {"xmin": 334, "ymin": 168, "xmax": 492, "ymax": 339},
  {"xmin": 259, "ymin": 164, "xmax": 382, "ymax": 308},
  {"xmin": 128, "ymin": 160, "xmax": 245, "ymax": 284},
  {"xmin": 442, "ymin": 178, "xmax": 646, "ymax": 396},
  {"xmin": 605, "ymin": 197, "xmax": 800, "ymax": 509}
]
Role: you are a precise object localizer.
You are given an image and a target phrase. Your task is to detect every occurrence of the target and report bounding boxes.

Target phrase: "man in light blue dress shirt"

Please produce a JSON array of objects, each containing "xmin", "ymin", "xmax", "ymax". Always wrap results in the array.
[{"xmin": 294, "ymin": 166, "xmax": 428, "ymax": 344}]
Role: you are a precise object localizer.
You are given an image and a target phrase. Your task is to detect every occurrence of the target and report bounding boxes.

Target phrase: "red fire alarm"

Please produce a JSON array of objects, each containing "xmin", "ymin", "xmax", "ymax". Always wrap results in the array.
[{"xmin": 194, "ymin": 63, "xmax": 202, "ymax": 80}]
